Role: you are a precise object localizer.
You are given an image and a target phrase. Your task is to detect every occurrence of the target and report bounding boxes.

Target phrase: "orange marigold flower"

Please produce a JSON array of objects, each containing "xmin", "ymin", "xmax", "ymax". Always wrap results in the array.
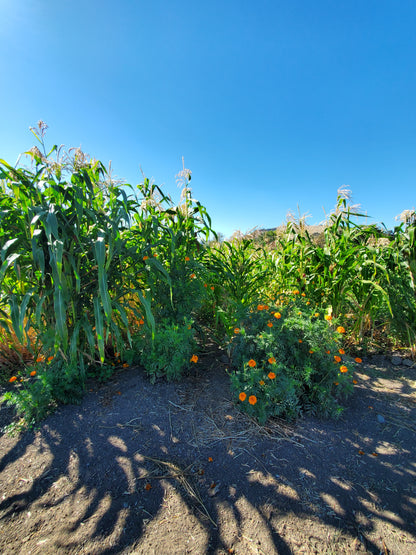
[
  {"xmin": 239, "ymin": 392, "xmax": 247, "ymax": 402},
  {"xmin": 334, "ymin": 355, "xmax": 342, "ymax": 363},
  {"xmin": 257, "ymin": 304, "xmax": 264, "ymax": 311},
  {"xmin": 185, "ymin": 256, "xmax": 190, "ymax": 261},
  {"xmin": 263, "ymin": 305, "xmax": 269, "ymax": 310},
  {"xmin": 36, "ymin": 355, "xmax": 44, "ymax": 362},
  {"xmin": 340, "ymin": 365, "xmax": 348, "ymax": 373},
  {"xmin": 355, "ymin": 357, "xmax": 362, "ymax": 363},
  {"xmin": 324, "ymin": 314, "xmax": 332, "ymax": 321},
  {"xmin": 210, "ymin": 286, "xmax": 214, "ymax": 291},
  {"xmin": 248, "ymin": 359, "xmax": 256, "ymax": 368},
  {"xmin": 268, "ymin": 372, "xmax": 276, "ymax": 379},
  {"xmin": 190, "ymin": 355, "xmax": 198, "ymax": 363},
  {"xmin": 326, "ymin": 350, "xmax": 331, "ymax": 354},
  {"xmin": 337, "ymin": 326, "xmax": 346, "ymax": 334},
  {"xmin": 190, "ymin": 273, "xmax": 196, "ymax": 279},
  {"xmin": 234, "ymin": 328, "xmax": 240, "ymax": 334},
  {"xmin": 143, "ymin": 255, "xmax": 149, "ymax": 261},
  {"xmin": 274, "ymin": 312, "xmax": 282, "ymax": 319},
  {"xmin": 267, "ymin": 321, "xmax": 273, "ymax": 328},
  {"xmin": 306, "ymin": 301, "xmax": 310, "ymax": 305},
  {"xmin": 314, "ymin": 313, "xmax": 319, "ymax": 317},
  {"xmin": 259, "ymin": 380, "xmax": 265, "ymax": 385},
  {"xmin": 309, "ymin": 350, "xmax": 314, "ymax": 354},
  {"xmin": 298, "ymin": 339, "xmax": 303, "ymax": 343},
  {"xmin": 30, "ymin": 370, "xmax": 36, "ymax": 377},
  {"xmin": 339, "ymin": 348, "xmax": 345, "ymax": 355},
  {"xmin": 203, "ymin": 283, "xmax": 208, "ymax": 287},
  {"xmin": 248, "ymin": 395, "xmax": 257, "ymax": 405},
  {"xmin": 268, "ymin": 357, "xmax": 276, "ymax": 364},
  {"xmin": 122, "ymin": 363, "xmax": 129, "ymax": 368},
  {"xmin": 9, "ymin": 376, "xmax": 17, "ymax": 383},
  {"xmin": 333, "ymin": 382, "xmax": 339, "ymax": 385},
  {"xmin": 301, "ymin": 292, "xmax": 306, "ymax": 297},
  {"xmin": 47, "ymin": 356, "xmax": 54, "ymax": 363},
  {"xmin": 353, "ymin": 379, "xmax": 358, "ymax": 384},
  {"xmin": 208, "ymin": 456, "xmax": 213, "ymax": 462},
  {"xmin": 139, "ymin": 319, "xmax": 144, "ymax": 325},
  {"xmin": 293, "ymin": 290, "xmax": 299, "ymax": 295}
]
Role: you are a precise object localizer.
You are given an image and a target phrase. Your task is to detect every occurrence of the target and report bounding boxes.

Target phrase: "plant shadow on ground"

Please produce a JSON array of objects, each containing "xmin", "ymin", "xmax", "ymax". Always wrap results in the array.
[{"xmin": 0, "ymin": 349, "xmax": 415, "ymax": 554}]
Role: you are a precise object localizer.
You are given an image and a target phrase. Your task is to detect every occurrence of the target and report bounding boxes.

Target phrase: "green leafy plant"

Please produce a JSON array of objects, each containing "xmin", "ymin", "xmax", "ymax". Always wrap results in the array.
[
  {"xmin": 229, "ymin": 295, "xmax": 354, "ymax": 423},
  {"xmin": 204, "ymin": 238, "xmax": 271, "ymax": 338},
  {"xmin": 135, "ymin": 318, "xmax": 197, "ymax": 382}
]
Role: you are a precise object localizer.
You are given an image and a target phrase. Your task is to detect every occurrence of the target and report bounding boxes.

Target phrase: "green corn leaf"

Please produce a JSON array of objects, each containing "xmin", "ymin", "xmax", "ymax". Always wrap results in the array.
[
  {"xmin": 35, "ymin": 294, "xmax": 48, "ymax": 328},
  {"xmin": 45, "ymin": 209, "xmax": 59, "ymax": 241},
  {"xmin": 361, "ymin": 279, "xmax": 392, "ymax": 315},
  {"xmin": 31, "ymin": 234, "xmax": 45, "ymax": 275},
  {"xmin": 93, "ymin": 296, "xmax": 105, "ymax": 362},
  {"xmin": 83, "ymin": 318, "xmax": 96, "ymax": 355},
  {"xmin": 10, "ymin": 289, "xmax": 34, "ymax": 343},
  {"xmin": 0, "ymin": 253, "xmax": 20, "ymax": 287},
  {"xmin": 69, "ymin": 319, "xmax": 82, "ymax": 362},
  {"xmin": 94, "ymin": 236, "xmax": 112, "ymax": 320},
  {"xmin": 1, "ymin": 238, "xmax": 18, "ymax": 261},
  {"xmin": 137, "ymin": 289, "xmax": 155, "ymax": 340},
  {"xmin": 54, "ymin": 286, "xmax": 68, "ymax": 349},
  {"xmin": 113, "ymin": 301, "xmax": 132, "ymax": 346}
]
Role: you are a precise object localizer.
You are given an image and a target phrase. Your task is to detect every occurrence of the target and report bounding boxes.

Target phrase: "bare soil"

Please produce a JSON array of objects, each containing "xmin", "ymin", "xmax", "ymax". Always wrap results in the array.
[{"xmin": 0, "ymin": 348, "xmax": 415, "ymax": 554}]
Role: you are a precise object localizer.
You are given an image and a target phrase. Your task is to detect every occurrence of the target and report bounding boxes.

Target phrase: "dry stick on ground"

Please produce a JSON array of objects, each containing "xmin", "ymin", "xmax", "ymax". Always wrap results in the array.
[
  {"xmin": 137, "ymin": 455, "xmax": 217, "ymax": 528},
  {"xmin": 168, "ymin": 400, "xmax": 193, "ymax": 412},
  {"xmin": 98, "ymin": 417, "xmax": 144, "ymax": 432},
  {"xmin": 379, "ymin": 413, "xmax": 416, "ymax": 433}
]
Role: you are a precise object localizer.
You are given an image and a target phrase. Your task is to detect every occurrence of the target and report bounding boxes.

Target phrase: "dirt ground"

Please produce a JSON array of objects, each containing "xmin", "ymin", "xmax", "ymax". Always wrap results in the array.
[{"xmin": 0, "ymin": 347, "xmax": 415, "ymax": 555}]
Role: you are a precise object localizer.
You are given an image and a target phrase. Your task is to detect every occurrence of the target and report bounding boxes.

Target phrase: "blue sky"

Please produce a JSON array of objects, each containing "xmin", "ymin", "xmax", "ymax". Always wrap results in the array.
[{"xmin": 1, "ymin": 0, "xmax": 415, "ymax": 237}]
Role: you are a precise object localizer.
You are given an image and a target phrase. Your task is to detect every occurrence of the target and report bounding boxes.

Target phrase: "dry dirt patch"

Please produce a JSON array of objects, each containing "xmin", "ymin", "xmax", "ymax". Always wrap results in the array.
[{"xmin": 0, "ymin": 353, "xmax": 415, "ymax": 554}]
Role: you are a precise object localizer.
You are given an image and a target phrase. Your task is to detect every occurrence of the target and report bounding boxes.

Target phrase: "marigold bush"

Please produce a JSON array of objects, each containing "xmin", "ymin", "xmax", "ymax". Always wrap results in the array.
[{"xmin": 229, "ymin": 295, "xmax": 355, "ymax": 423}]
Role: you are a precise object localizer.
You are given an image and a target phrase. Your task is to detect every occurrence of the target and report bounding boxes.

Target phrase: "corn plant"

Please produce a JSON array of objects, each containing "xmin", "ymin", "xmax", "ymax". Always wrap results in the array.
[
  {"xmin": 0, "ymin": 126, "xmax": 154, "ymax": 404},
  {"xmin": 268, "ymin": 195, "xmax": 395, "ymax": 346},
  {"xmin": 203, "ymin": 239, "xmax": 272, "ymax": 338}
]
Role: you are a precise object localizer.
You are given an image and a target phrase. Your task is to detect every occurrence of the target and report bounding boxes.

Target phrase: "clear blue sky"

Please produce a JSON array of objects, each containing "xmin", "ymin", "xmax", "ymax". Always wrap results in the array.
[{"xmin": 1, "ymin": 0, "xmax": 415, "ymax": 237}]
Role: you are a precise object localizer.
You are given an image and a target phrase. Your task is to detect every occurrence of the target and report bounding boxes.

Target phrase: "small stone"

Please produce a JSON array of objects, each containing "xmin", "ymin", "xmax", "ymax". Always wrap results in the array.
[
  {"xmin": 391, "ymin": 355, "xmax": 402, "ymax": 366},
  {"xmin": 377, "ymin": 414, "xmax": 385, "ymax": 424},
  {"xmin": 402, "ymin": 359, "xmax": 414, "ymax": 367}
]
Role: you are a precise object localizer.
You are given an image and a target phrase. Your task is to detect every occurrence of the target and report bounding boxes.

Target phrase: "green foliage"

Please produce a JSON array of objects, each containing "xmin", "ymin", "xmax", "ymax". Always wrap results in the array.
[
  {"xmin": 3, "ymin": 375, "xmax": 54, "ymax": 429},
  {"xmin": 229, "ymin": 296, "xmax": 354, "ymax": 423},
  {"xmin": 135, "ymin": 318, "xmax": 197, "ymax": 382},
  {"xmin": 1, "ymin": 127, "xmax": 415, "ymax": 430},
  {"xmin": 204, "ymin": 238, "xmax": 272, "ymax": 338},
  {"xmin": 266, "ymin": 195, "xmax": 416, "ymax": 348}
]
